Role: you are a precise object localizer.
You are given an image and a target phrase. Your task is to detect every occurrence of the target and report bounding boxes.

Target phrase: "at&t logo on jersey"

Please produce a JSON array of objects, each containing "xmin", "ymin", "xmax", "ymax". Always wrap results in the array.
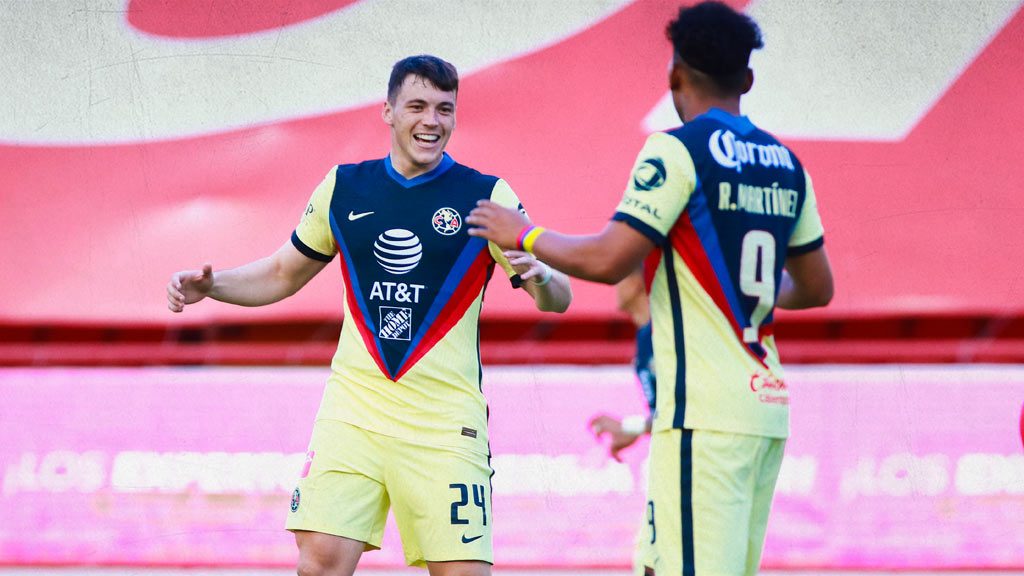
[
  {"xmin": 432, "ymin": 207, "xmax": 462, "ymax": 235},
  {"xmin": 709, "ymin": 129, "xmax": 795, "ymax": 173},
  {"xmin": 374, "ymin": 229, "xmax": 423, "ymax": 274}
]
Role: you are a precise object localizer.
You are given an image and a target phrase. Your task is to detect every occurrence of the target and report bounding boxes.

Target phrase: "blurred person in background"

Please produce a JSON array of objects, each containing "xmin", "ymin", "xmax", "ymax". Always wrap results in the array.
[
  {"xmin": 466, "ymin": 2, "xmax": 834, "ymax": 574},
  {"xmin": 166, "ymin": 54, "xmax": 571, "ymax": 576},
  {"xmin": 590, "ymin": 269, "xmax": 658, "ymax": 575}
]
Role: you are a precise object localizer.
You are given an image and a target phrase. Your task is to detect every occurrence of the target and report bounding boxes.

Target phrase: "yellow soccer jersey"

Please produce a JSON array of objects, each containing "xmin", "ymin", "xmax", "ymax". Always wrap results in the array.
[
  {"xmin": 292, "ymin": 154, "xmax": 522, "ymax": 453},
  {"xmin": 612, "ymin": 109, "xmax": 825, "ymax": 438}
]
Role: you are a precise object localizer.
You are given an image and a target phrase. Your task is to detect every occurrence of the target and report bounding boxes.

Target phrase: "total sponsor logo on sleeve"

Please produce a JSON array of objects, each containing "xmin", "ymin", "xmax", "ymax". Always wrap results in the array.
[{"xmin": 632, "ymin": 157, "xmax": 667, "ymax": 191}]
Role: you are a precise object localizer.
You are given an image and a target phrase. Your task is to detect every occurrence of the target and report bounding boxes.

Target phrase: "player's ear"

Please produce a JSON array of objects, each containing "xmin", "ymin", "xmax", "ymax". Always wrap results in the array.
[
  {"xmin": 669, "ymin": 64, "xmax": 683, "ymax": 92},
  {"xmin": 740, "ymin": 68, "xmax": 754, "ymax": 95},
  {"xmin": 382, "ymin": 100, "xmax": 394, "ymax": 126}
]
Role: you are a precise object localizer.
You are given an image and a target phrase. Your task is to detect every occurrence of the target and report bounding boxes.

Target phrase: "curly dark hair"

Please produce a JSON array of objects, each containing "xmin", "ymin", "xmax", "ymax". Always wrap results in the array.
[
  {"xmin": 387, "ymin": 55, "xmax": 459, "ymax": 102},
  {"xmin": 666, "ymin": 2, "xmax": 763, "ymax": 94}
]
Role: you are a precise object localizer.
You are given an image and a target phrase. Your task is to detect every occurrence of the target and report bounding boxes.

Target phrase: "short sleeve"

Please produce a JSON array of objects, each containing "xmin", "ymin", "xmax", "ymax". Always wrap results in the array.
[
  {"xmin": 486, "ymin": 178, "xmax": 525, "ymax": 279},
  {"xmin": 788, "ymin": 168, "xmax": 825, "ymax": 255},
  {"xmin": 291, "ymin": 167, "xmax": 338, "ymax": 262},
  {"xmin": 611, "ymin": 132, "xmax": 696, "ymax": 244}
]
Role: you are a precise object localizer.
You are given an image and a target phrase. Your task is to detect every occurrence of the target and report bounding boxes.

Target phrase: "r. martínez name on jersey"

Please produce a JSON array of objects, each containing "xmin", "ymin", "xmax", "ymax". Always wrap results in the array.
[{"xmin": 611, "ymin": 108, "xmax": 825, "ymax": 440}]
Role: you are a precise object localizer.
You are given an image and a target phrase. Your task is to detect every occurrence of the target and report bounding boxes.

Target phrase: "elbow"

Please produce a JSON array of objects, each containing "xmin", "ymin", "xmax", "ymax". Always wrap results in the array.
[{"xmin": 809, "ymin": 280, "xmax": 834, "ymax": 308}]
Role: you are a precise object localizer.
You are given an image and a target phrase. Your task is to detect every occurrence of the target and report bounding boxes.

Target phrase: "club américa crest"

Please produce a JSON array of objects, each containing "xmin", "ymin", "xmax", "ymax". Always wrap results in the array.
[
  {"xmin": 290, "ymin": 488, "xmax": 301, "ymax": 512},
  {"xmin": 432, "ymin": 207, "xmax": 462, "ymax": 236}
]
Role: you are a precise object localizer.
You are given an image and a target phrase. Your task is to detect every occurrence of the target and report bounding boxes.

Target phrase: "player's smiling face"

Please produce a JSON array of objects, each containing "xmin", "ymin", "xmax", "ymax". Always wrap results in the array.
[{"xmin": 383, "ymin": 75, "xmax": 456, "ymax": 179}]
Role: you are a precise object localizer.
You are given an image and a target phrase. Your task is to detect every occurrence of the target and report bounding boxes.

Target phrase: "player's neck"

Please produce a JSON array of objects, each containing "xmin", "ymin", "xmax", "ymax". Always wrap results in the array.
[
  {"xmin": 684, "ymin": 96, "xmax": 742, "ymax": 122},
  {"xmin": 388, "ymin": 151, "xmax": 443, "ymax": 180}
]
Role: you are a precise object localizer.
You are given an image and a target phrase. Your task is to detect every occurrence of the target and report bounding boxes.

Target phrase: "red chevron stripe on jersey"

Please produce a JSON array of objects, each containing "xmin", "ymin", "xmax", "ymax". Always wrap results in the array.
[
  {"xmin": 669, "ymin": 213, "xmax": 769, "ymax": 368},
  {"xmin": 393, "ymin": 252, "xmax": 493, "ymax": 382},
  {"xmin": 335, "ymin": 240, "xmax": 390, "ymax": 379}
]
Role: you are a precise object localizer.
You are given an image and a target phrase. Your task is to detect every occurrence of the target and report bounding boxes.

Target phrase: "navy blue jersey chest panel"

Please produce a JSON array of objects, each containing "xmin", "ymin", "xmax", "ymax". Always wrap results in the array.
[
  {"xmin": 328, "ymin": 159, "xmax": 499, "ymax": 379},
  {"xmin": 669, "ymin": 113, "xmax": 807, "ymax": 333}
]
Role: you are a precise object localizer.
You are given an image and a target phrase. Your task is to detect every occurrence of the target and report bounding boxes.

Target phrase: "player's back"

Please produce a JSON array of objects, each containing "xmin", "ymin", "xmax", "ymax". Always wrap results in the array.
[{"xmin": 619, "ymin": 108, "xmax": 824, "ymax": 439}]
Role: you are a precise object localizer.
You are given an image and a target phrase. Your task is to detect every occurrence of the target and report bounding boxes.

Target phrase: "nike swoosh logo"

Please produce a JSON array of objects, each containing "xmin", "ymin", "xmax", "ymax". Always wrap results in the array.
[
  {"xmin": 347, "ymin": 211, "xmax": 374, "ymax": 221},
  {"xmin": 461, "ymin": 534, "xmax": 483, "ymax": 544}
]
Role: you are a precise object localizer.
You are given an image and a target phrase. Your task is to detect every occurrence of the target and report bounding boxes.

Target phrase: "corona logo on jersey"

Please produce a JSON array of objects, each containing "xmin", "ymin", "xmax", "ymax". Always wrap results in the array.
[
  {"xmin": 373, "ymin": 229, "xmax": 423, "ymax": 274},
  {"xmin": 709, "ymin": 129, "xmax": 796, "ymax": 174},
  {"xmin": 432, "ymin": 207, "xmax": 462, "ymax": 236},
  {"xmin": 750, "ymin": 371, "xmax": 788, "ymax": 405}
]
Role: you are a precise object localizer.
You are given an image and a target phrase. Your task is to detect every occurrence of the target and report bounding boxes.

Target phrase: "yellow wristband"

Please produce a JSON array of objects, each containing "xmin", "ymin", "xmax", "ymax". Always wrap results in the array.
[{"xmin": 522, "ymin": 226, "xmax": 546, "ymax": 254}]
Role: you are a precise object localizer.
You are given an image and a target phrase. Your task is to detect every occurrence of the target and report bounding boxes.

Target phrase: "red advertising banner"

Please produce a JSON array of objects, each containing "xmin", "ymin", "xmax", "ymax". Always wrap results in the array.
[{"xmin": 1, "ymin": 366, "xmax": 1022, "ymax": 569}]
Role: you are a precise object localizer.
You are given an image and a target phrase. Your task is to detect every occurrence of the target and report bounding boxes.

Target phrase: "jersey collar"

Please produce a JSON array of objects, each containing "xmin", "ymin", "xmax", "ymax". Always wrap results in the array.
[
  {"xmin": 384, "ymin": 152, "xmax": 455, "ymax": 188},
  {"xmin": 702, "ymin": 107, "xmax": 756, "ymax": 136}
]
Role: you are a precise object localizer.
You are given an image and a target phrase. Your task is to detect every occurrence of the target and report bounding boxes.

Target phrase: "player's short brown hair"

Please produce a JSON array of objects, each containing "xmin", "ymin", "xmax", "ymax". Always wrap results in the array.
[{"xmin": 387, "ymin": 55, "xmax": 459, "ymax": 102}]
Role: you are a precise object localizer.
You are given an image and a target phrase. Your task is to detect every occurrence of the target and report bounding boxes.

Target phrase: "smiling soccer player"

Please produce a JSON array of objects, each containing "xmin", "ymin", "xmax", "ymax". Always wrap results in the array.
[{"xmin": 166, "ymin": 55, "xmax": 571, "ymax": 576}]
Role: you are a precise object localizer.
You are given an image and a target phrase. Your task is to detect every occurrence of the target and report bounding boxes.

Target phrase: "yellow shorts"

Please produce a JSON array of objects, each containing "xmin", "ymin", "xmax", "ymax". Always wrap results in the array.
[
  {"xmin": 285, "ymin": 419, "xmax": 494, "ymax": 567},
  {"xmin": 648, "ymin": 428, "xmax": 785, "ymax": 576}
]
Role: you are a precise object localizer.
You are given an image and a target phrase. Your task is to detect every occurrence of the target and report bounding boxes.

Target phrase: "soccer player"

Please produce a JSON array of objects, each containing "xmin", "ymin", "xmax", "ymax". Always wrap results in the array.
[
  {"xmin": 589, "ymin": 270, "xmax": 658, "ymax": 575},
  {"xmin": 166, "ymin": 55, "xmax": 571, "ymax": 576},
  {"xmin": 591, "ymin": 270, "xmax": 657, "ymax": 464},
  {"xmin": 466, "ymin": 3, "xmax": 834, "ymax": 574}
]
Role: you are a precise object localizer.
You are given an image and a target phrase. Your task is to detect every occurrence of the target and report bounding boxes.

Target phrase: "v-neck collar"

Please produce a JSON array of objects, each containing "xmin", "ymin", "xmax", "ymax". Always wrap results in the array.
[{"xmin": 384, "ymin": 153, "xmax": 455, "ymax": 188}]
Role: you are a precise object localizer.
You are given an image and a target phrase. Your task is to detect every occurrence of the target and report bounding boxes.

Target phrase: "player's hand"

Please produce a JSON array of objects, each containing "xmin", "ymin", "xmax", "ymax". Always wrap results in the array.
[
  {"xmin": 589, "ymin": 414, "xmax": 642, "ymax": 462},
  {"xmin": 502, "ymin": 250, "xmax": 552, "ymax": 284},
  {"xmin": 167, "ymin": 264, "xmax": 214, "ymax": 313},
  {"xmin": 466, "ymin": 200, "xmax": 530, "ymax": 249}
]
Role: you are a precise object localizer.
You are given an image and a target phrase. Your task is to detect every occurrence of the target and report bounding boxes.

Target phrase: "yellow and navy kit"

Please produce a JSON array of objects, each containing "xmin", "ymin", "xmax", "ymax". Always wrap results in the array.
[
  {"xmin": 292, "ymin": 153, "xmax": 521, "ymax": 453},
  {"xmin": 613, "ymin": 108, "xmax": 825, "ymax": 439}
]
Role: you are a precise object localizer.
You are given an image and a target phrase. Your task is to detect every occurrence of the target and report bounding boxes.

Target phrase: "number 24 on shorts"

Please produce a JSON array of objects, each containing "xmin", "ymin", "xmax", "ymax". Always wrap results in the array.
[{"xmin": 449, "ymin": 483, "xmax": 487, "ymax": 526}]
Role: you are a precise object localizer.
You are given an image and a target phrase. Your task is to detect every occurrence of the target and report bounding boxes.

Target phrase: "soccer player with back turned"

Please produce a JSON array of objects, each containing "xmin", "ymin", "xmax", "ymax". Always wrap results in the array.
[
  {"xmin": 166, "ymin": 55, "xmax": 572, "ymax": 576},
  {"xmin": 467, "ymin": 3, "xmax": 834, "ymax": 574}
]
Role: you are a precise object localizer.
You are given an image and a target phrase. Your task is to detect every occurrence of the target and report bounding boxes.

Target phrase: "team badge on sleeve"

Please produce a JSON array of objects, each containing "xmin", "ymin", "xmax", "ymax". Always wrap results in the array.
[{"xmin": 432, "ymin": 207, "xmax": 462, "ymax": 235}]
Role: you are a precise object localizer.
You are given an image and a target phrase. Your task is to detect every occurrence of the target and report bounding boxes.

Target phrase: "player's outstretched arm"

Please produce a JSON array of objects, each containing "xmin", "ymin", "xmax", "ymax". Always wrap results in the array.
[
  {"xmin": 777, "ymin": 246, "xmax": 834, "ymax": 310},
  {"xmin": 467, "ymin": 201, "xmax": 653, "ymax": 285},
  {"xmin": 167, "ymin": 241, "xmax": 329, "ymax": 312}
]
